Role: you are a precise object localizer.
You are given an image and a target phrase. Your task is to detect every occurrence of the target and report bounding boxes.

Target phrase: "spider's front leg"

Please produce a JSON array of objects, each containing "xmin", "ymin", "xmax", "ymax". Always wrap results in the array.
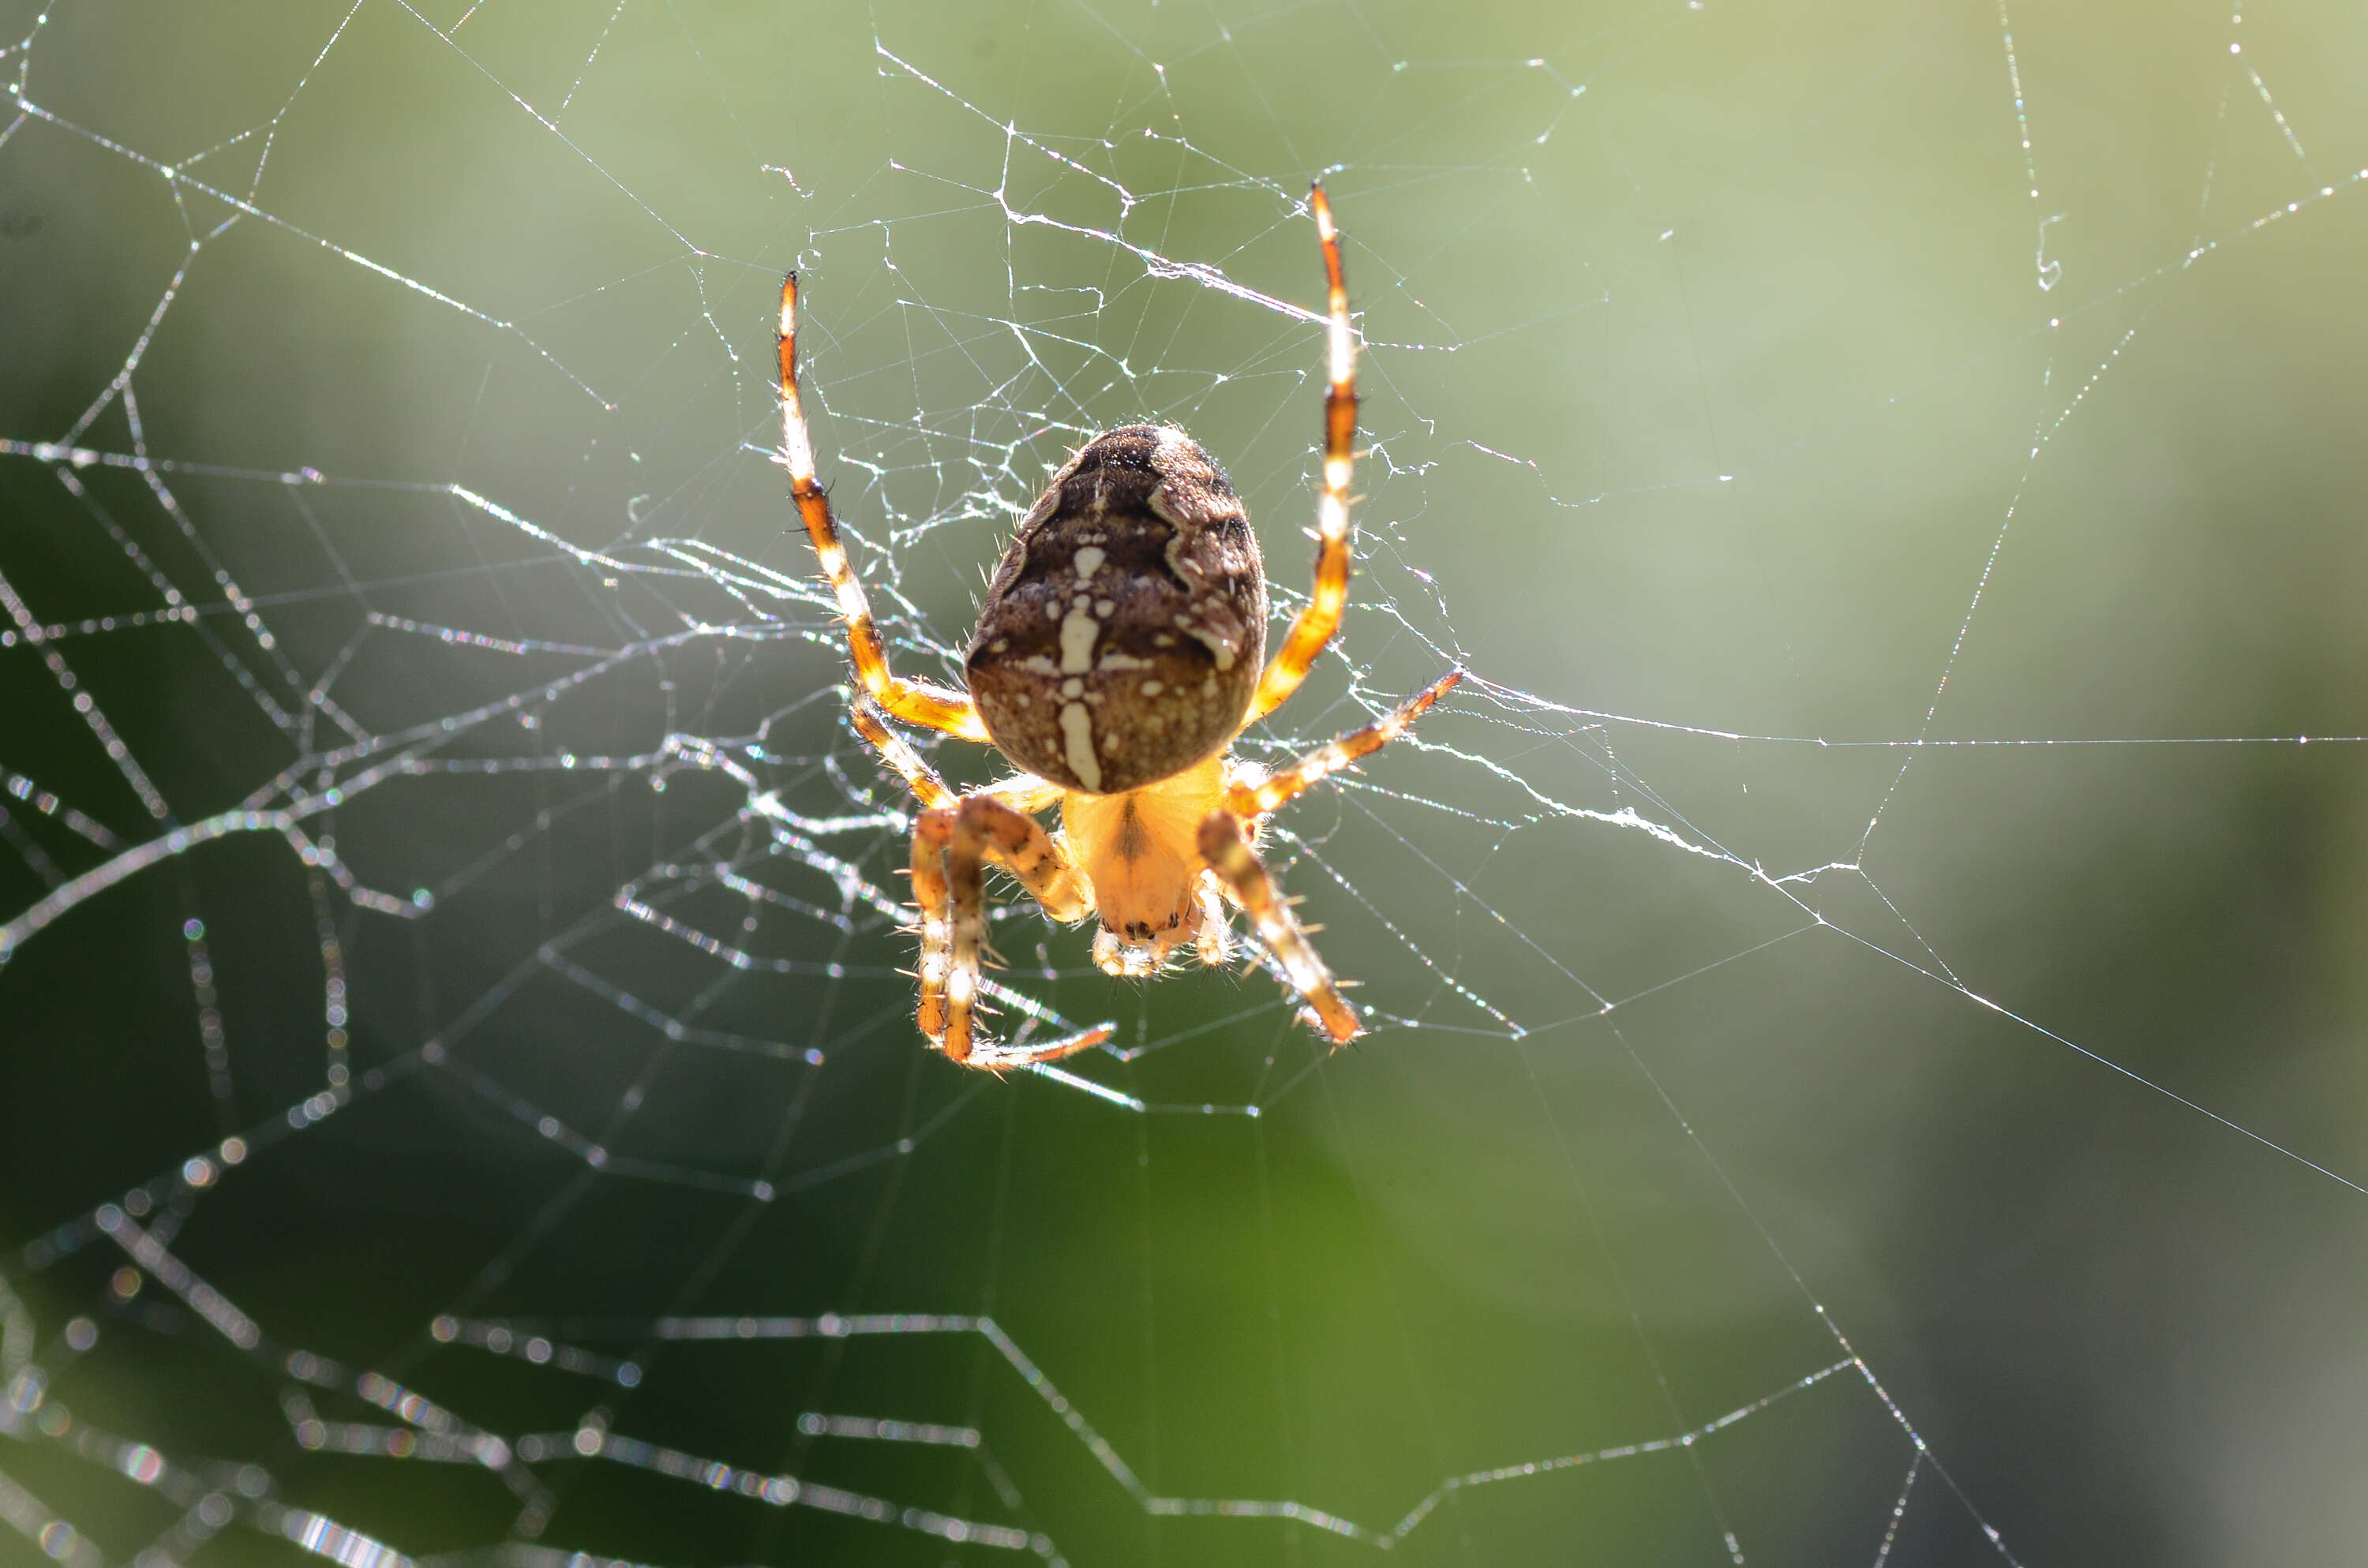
[
  {"xmin": 852, "ymin": 698, "xmax": 1061, "ymax": 814},
  {"xmin": 1227, "ymin": 668, "xmax": 1463, "ymax": 819},
  {"xmin": 1247, "ymin": 184, "xmax": 1361, "ymax": 724},
  {"xmin": 911, "ymin": 794, "xmax": 1104, "ymax": 1068},
  {"xmin": 777, "ymin": 275, "xmax": 989, "ymax": 741},
  {"xmin": 1196, "ymin": 810, "xmax": 1362, "ymax": 1046}
]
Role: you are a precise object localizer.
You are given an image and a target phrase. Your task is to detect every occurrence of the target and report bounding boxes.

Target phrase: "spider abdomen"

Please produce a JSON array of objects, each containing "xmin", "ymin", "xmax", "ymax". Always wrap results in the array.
[{"xmin": 967, "ymin": 425, "xmax": 1267, "ymax": 795}]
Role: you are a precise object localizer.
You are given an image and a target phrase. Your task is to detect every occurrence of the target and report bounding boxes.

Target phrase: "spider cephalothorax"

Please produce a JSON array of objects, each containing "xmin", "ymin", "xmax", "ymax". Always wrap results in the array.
[{"xmin": 776, "ymin": 185, "xmax": 1460, "ymax": 1070}]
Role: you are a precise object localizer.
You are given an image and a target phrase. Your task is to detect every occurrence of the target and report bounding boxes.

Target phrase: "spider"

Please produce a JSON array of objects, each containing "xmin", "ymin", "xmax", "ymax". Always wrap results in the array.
[{"xmin": 775, "ymin": 185, "xmax": 1460, "ymax": 1069}]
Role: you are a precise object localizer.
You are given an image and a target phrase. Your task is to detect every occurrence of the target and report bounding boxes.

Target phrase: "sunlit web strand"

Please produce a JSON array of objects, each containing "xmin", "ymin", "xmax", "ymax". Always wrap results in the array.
[
  {"xmin": 1349, "ymin": 690, "xmax": 2368, "ymax": 1203},
  {"xmin": 1827, "ymin": 921, "xmax": 2368, "ymax": 1198},
  {"xmin": 3, "ymin": 4, "xmax": 2359, "ymax": 1562},
  {"xmin": 1467, "ymin": 675, "xmax": 2368, "ymax": 749},
  {"xmin": 0, "ymin": 99, "xmax": 613, "ymax": 406}
]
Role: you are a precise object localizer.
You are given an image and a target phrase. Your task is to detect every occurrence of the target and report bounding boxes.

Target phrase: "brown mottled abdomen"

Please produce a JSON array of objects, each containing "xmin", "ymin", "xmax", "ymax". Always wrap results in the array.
[{"xmin": 966, "ymin": 425, "xmax": 1267, "ymax": 795}]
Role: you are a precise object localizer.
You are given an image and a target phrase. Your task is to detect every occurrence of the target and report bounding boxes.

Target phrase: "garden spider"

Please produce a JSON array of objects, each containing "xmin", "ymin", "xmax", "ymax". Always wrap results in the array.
[{"xmin": 777, "ymin": 185, "xmax": 1460, "ymax": 1069}]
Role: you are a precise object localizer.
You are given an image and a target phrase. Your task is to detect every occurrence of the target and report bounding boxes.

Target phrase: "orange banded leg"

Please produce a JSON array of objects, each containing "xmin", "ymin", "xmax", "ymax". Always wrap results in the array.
[
  {"xmin": 778, "ymin": 275, "xmax": 988, "ymax": 740},
  {"xmin": 852, "ymin": 698, "xmax": 1061, "ymax": 814},
  {"xmin": 961, "ymin": 1024, "xmax": 1118, "ymax": 1072},
  {"xmin": 1229, "ymin": 668, "xmax": 1463, "ymax": 819},
  {"xmin": 1246, "ymin": 185, "xmax": 1359, "ymax": 724},
  {"xmin": 911, "ymin": 811, "xmax": 957, "ymax": 1042},
  {"xmin": 913, "ymin": 795, "xmax": 1094, "ymax": 1064},
  {"xmin": 1193, "ymin": 874, "xmax": 1232, "ymax": 967},
  {"xmin": 1196, "ymin": 810, "xmax": 1362, "ymax": 1046},
  {"xmin": 854, "ymin": 699, "xmax": 957, "ymax": 810}
]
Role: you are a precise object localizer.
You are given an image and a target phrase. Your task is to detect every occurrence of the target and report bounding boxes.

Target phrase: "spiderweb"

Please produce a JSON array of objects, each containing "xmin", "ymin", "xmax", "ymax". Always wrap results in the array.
[{"xmin": 4, "ymin": 0, "xmax": 2366, "ymax": 1562}]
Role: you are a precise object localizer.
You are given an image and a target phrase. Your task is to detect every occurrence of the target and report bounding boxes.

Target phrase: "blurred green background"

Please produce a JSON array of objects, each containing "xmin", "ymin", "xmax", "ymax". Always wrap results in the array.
[{"xmin": 3, "ymin": 0, "xmax": 2366, "ymax": 1563}]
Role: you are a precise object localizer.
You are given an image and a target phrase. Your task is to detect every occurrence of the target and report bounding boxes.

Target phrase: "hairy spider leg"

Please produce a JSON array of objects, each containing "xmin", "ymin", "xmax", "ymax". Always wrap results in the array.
[
  {"xmin": 853, "ymin": 699, "xmax": 957, "ymax": 809},
  {"xmin": 913, "ymin": 795, "xmax": 1094, "ymax": 1063},
  {"xmin": 960, "ymin": 1027, "xmax": 1120, "ymax": 1072},
  {"xmin": 1228, "ymin": 668, "xmax": 1464, "ymax": 819},
  {"xmin": 1193, "ymin": 875, "xmax": 1233, "ymax": 966},
  {"xmin": 1246, "ymin": 184, "xmax": 1361, "ymax": 724},
  {"xmin": 851, "ymin": 698, "xmax": 1062, "ymax": 814},
  {"xmin": 1196, "ymin": 810, "xmax": 1362, "ymax": 1045},
  {"xmin": 777, "ymin": 275, "xmax": 990, "ymax": 740}
]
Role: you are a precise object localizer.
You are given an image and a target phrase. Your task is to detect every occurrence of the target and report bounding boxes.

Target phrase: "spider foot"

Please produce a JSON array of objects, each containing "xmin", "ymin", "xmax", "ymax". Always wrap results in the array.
[
  {"xmin": 961, "ymin": 1021, "xmax": 1117, "ymax": 1072},
  {"xmin": 1300, "ymin": 1001, "xmax": 1365, "ymax": 1046}
]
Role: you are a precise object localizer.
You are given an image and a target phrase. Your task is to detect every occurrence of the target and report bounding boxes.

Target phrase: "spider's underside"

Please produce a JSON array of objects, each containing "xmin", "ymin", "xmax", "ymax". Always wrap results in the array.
[{"xmin": 777, "ymin": 185, "xmax": 1460, "ymax": 1069}]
